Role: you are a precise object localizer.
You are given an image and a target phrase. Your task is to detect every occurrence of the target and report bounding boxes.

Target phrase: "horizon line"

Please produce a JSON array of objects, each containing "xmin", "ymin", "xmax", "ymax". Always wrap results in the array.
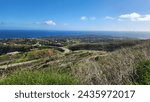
[{"xmin": 1, "ymin": 29, "xmax": 150, "ymax": 32}]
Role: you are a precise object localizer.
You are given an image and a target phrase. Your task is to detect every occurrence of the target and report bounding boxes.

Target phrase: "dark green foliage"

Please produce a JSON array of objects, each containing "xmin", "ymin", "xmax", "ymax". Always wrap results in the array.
[
  {"xmin": 69, "ymin": 41, "xmax": 141, "ymax": 51},
  {"xmin": 0, "ymin": 44, "xmax": 32, "ymax": 55},
  {"xmin": 134, "ymin": 60, "xmax": 150, "ymax": 85}
]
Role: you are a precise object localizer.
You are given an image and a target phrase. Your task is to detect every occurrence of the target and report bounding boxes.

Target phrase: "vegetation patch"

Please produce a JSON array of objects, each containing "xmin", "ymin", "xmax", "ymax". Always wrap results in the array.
[
  {"xmin": 134, "ymin": 60, "xmax": 150, "ymax": 85},
  {"xmin": 0, "ymin": 70, "xmax": 79, "ymax": 85},
  {"xmin": 9, "ymin": 49, "xmax": 55, "ymax": 64}
]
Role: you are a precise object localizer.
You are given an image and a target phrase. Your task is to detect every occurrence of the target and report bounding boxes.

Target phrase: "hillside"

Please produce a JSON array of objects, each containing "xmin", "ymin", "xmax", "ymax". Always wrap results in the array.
[{"xmin": 0, "ymin": 37, "xmax": 150, "ymax": 85}]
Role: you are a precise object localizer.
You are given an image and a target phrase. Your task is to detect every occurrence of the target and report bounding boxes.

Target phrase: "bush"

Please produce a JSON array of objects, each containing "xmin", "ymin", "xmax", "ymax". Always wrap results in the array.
[
  {"xmin": 0, "ymin": 70, "xmax": 79, "ymax": 85},
  {"xmin": 135, "ymin": 60, "xmax": 150, "ymax": 85}
]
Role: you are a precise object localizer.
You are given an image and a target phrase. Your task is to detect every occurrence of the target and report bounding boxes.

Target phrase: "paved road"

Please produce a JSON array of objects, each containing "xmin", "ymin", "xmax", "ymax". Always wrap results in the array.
[
  {"xmin": 59, "ymin": 47, "xmax": 70, "ymax": 54},
  {"xmin": 49, "ymin": 46, "xmax": 70, "ymax": 54}
]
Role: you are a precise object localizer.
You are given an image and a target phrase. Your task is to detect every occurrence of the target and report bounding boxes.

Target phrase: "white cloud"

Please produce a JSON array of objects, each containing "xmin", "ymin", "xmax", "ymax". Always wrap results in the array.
[
  {"xmin": 119, "ymin": 12, "xmax": 150, "ymax": 21},
  {"xmin": 105, "ymin": 16, "xmax": 114, "ymax": 20},
  {"xmin": 137, "ymin": 15, "xmax": 150, "ymax": 21},
  {"xmin": 45, "ymin": 20, "xmax": 56, "ymax": 26},
  {"xmin": 80, "ymin": 16, "xmax": 88, "ymax": 20},
  {"xmin": 80, "ymin": 16, "xmax": 96, "ymax": 21}
]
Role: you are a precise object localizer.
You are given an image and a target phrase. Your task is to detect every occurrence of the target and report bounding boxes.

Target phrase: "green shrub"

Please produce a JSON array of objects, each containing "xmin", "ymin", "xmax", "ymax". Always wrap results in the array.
[
  {"xmin": 135, "ymin": 60, "xmax": 150, "ymax": 85},
  {"xmin": 0, "ymin": 70, "xmax": 79, "ymax": 85}
]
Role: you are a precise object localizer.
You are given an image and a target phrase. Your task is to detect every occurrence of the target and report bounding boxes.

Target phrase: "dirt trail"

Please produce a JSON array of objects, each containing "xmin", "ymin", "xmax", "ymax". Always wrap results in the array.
[
  {"xmin": 0, "ymin": 59, "xmax": 39, "ymax": 69},
  {"xmin": 80, "ymin": 51, "xmax": 109, "ymax": 63}
]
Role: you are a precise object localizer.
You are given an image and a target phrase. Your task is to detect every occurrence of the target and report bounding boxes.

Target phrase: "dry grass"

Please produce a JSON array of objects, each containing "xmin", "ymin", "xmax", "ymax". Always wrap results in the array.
[
  {"xmin": 1, "ymin": 40, "xmax": 150, "ymax": 85},
  {"xmin": 69, "ymin": 42, "xmax": 150, "ymax": 84}
]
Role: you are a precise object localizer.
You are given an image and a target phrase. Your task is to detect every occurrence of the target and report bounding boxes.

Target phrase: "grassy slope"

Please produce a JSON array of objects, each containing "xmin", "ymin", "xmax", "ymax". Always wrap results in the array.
[
  {"xmin": 0, "ymin": 70, "xmax": 78, "ymax": 85},
  {"xmin": 1, "ymin": 40, "xmax": 150, "ymax": 85}
]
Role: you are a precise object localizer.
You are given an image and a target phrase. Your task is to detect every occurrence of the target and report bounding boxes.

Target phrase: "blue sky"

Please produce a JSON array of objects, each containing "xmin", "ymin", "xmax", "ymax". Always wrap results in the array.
[{"xmin": 0, "ymin": 0, "xmax": 150, "ymax": 31}]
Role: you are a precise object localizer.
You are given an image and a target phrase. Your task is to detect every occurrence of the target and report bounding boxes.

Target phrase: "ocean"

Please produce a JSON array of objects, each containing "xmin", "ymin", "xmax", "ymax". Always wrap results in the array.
[{"xmin": 0, "ymin": 30, "xmax": 150, "ymax": 39}]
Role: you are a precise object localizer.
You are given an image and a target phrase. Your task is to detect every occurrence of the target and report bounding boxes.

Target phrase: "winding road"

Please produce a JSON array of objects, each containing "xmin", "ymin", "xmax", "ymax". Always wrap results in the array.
[{"xmin": 59, "ymin": 47, "xmax": 70, "ymax": 54}]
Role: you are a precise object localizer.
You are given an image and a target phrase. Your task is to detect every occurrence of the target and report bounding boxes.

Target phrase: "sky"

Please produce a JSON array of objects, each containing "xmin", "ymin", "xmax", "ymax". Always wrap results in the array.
[{"xmin": 0, "ymin": 0, "xmax": 150, "ymax": 31}]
